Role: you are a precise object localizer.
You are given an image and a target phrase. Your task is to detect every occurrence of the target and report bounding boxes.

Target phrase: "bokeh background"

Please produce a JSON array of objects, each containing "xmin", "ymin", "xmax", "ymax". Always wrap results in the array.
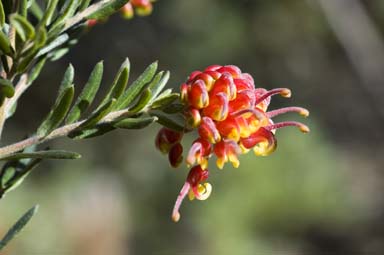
[{"xmin": 2, "ymin": 0, "xmax": 384, "ymax": 254}]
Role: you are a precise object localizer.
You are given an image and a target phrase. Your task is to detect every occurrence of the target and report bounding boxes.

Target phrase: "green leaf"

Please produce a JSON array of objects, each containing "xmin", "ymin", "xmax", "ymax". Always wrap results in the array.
[
  {"xmin": 27, "ymin": 57, "xmax": 47, "ymax": 85},
  {"xmin": 155, "ymin": 88, "xmax": 172, "ymax": 98},
  {"xmin": 37, "ymin": 85, "xmax": 74, "ymax": 137},
  {"xmin": 1, "ymin": 158, "xmax": 41, "ymax": 195},
  {"xmin": 19, "ymin": 0, "xmax": 28, "ymax": 17},
  {"xmin": 87, "ymin": 0, "xmax": 129, "ymax": 20},
  {"xmin": 0, "ymin": 150, "xmax": 81, "ymax": 161},
  {"xmin": 34, "ymin": 26, "xmax": 47, "ymax": 49},
  {"xmin": 76, "ymin": 98, "xmax": 116, "ymax": 130},
  {"xmin": 0, "ymin": 205, "xmax": 39, "ymax": 251},
  {"xmin": 37, "ymin": 33, "xmax": 69, "ymax": 57},
  {"xmin": 10, "ymin": 14, "xmax": 35, "ymax": 41},
  {"xmin": 66, "ymin": 61, "xmax": 103, "ymax": 124},
  {"xmin": 79, "ymin": 0, "xmax": 92, "ymax": 11},
  {"xmin": 148, "ymin": 71, "xmax": 170, "ymax": 100},
  {"xmin": 0, "ymin": 31, "xmax": 12, "ymax": 55},
  {"xmin": 150, "ymin": 93, "xmax": 179, "ymax": 109},
  {"xmin": 16, "ymin": 50, "xmax": 39, "ymax": 73},
  {"xmin": 115, "ymin": 61, "xmax": 158, "ymax": 110},
  {"xmin": 58, "ymin": 64, "xmax": 74, "ymax": 93},
  {"xmin": 0, "ymin": 78, "xmax": 15, "ymax": 98},
  {"xmin": 50, "ymin": 0, "xmax": 78, "ymax": 32},
  {"xmin": 99, "ymin": 58, "xmax": 129, "ymax": 107},
  {"xmin": 30, "ymin": 1, "xmax": 44, "ymax": 20},
  {"xmin": 161, "ymin": 103, "xmax": 185, "ymax": 114},
  {"xmin": 1, "ymin": 166, "xmax": 15, "ymax": 189},
  {"xmin": 49, "ymin": 48, "xmax": 69, "ymax": 61},
  {"xmin": 68, "ymin": 123, "xmax": 115, "ymax": 139},
  {"xmin": 151, "ymin": 112, "xmax": 185, "ymax": 132},
  {"xmin": 129, "ymin": 89, "xmax": 151, "ymax": 113},
  {"xmin": 41, "ymin": 0, "xmax": 59, "ymax": 26},
  {"xmin": 0, "ymin": 1, "xmax": 5, "ymax": 27},
  {"xmin": 113, "ymin": 116, "xmax": 157, "ymax": 129}
]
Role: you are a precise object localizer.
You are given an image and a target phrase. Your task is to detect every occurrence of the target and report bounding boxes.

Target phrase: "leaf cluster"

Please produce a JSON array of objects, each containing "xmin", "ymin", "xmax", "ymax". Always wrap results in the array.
[{"xmin": 0, "ymin": 0, "xmax": 184, "ymax": 250}]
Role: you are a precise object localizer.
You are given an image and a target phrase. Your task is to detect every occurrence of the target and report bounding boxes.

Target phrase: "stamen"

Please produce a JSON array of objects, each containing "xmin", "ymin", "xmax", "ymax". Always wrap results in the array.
[
  {"xmin": 255, "ymin": 88, "xmax": 291, "ymax": 105},
  {"xmin": 186, "ymin": 142, "xmax": 202, "ymax": 167},
  {"xmin": 265, "ymin": 121, "xmax": 310, "ymax": 133},
  {"xmin": 194, "ymin": 183, "xmax": 212, "ymax": 200},
  {"xmin": 231, "ymin": 108, "xmax": 266, "ymax": 122},
  {"xmin": 198, "ymin": 117, "xmax": 221, "ymax": 143},
  {"xmin": 267, "ymin": 107, "xmax": 309, "ymax": 118},
  {"xmin": 172, "ymin": 182, "xmax": 191, "ymax": 222}
]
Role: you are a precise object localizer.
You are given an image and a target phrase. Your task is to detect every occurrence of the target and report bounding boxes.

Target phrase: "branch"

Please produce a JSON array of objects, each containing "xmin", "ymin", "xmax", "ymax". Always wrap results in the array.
[
  {"xmin": 64, "ymin": 0, "xmax": 129, "ymax": 32},
  {"xmin": 0, "ymin": 74, "xmax": 28, "ymax": 140},
  {"xmin": 0, "ymin": 107, "xmax": 131, "ymax": 159}
]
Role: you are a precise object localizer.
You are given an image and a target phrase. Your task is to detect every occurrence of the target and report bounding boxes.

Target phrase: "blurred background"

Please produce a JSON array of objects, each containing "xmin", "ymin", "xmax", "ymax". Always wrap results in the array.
[{"xmin": 2, "ymin": 0, "xmax": 384, "ymax": 254}]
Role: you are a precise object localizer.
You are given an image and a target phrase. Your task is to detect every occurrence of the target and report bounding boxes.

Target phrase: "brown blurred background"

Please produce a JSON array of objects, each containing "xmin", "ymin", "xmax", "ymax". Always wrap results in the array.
[{"xmin": 1, "ymin": 0, "xmax": 384, "ymax": 254}]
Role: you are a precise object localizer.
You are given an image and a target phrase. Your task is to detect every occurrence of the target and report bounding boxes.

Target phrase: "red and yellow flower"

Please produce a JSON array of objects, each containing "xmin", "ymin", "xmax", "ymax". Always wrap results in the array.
[
  {"xmin": 155, "ymin": 65, "xmax": 309, "ymax": 222},
  {"xmin": 120, "ymin": 0, "xmax": 154, "ymax": 19}
]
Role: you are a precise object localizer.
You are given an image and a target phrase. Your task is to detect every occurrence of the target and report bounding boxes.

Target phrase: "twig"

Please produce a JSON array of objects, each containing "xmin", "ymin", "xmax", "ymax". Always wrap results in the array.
[
  {"xmin": 5, "ymin": 74, "xmax": 28, "ymax": 118},
  {"xmin": 63, "ymin": 0, "xmax": 112, "ymax": 31},
  {"xmin": 0, "ymin": 74, "xmax": 29, "ymax": 140},
  {"xmin": 0, "ymin": 108, "xmax": 133, "ymax": 159}
]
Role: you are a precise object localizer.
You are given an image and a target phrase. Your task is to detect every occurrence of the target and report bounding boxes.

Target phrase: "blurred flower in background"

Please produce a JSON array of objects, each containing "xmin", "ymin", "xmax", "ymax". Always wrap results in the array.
[{"xmin": 1, "ymin": 0, "xmax": 384, "ymax": 254}]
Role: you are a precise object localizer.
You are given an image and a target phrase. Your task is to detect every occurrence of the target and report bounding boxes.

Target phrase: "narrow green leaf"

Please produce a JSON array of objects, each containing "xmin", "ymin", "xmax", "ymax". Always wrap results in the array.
[
  {"xmin": 113, "ymin": 116, "xmax": 157, "ymax": 129},
  {"xmin": 146, "ymin": 71, "xmax": 163, "ymax": 93},
  {"xmin": 151, "ymin": 112, "xmax": 185, "ymax": 132},
  {"xmin": 129, "ymin": 89, "xmax": 152, "ymax": 113},
  {"xmin": 99, "ymin": 58, "xmax": 129, "ymax": 108},
  {"xmin": 0, "ymin": 1, "xmax": 5, "ymax": 27},
  {"xmin": 79, "ymin": 0, "xmax": 92, "ymax": 11},
  {"xmin": 0, "ymin": 78, "xmax": 15, "ymax": 98},
  {"xmin": 50, "ymin": 0, "xmax": 77, "ymax": 32},
  {"xmin": 87, "ymin": 0, "xmax": 129, "ymax": 20},
  {"xmin": 1, "ymin": 166, "xmax": 15, "ymax": 189},
  {"xmin": 1, "ymin": 1, "xmax": 12, "ymax": 18},
  {"xmin": 34, "ymin": 26, "xmax": 47, "ymax": 49},
  {"xmin": 41, "ymin": 0, "xmax": 59, "ymax": 26},
  {"xmin": 16, "ymin": 49, "xmax": 39, "ymax": 73},
  {"xmin": 10, "ymin": 14, "xmax": 35, "ymax": 41},
  {"xmin": 59, "ymin": 64, "xmax": 74, "ymax": 93},
  {"xmin": 0, "ymin": 31, "xmax": 12, "ymax": 55},
  {"xmin": 37, "ymin": 64, "xmax": 75, "ymax": 134},
  {"xmin": 68, "ymin": 123, "xmax": 115, "ymax": 139},
  {"xmin": 1, "ymin": 158, "xmax": 41, "ymax": 195},
  {"xmin": 150, "ymin": 93, "xmax": 179, "ymax": 109},
  {"xmin": 66, "ymin": 61, "xmax": 103, "ymax": 124},
  {"xmin": 161, "ymin": 103, "xmax": 185, "ymax": 114},
  {"xmin": 30, "ymin": 1, "xmax": 44, "ymax": 20},
  {"xmin": 76, "ymin": 98, "xmax": 116, "ymax": 130},
  {"xmin": 19, "ymin": 0, "xmax": 28, "ymax": 16},
  {"xmin": 115, "ymin": 61, "xmax": 158, "ymax": 110},
  {"xmin": 0, "ymin": 150, "xmax": 81, "ymax": 161},
  {"xmin": 148, "ymin": 71, "xmax": 170, "ymax": 100},
  {"xmin": 155, "ymin": 88, "xmax": 172, "ymax": 98},
  {"xmin": 49, "ymin": 48, "xmax": 69, "ymax": 61},
  {"xmin": 37, "ymin": 85, "xmax": 74, "ymax": 137},
  {"xmin": 37, "ymin": 33, "xmax": 69, "ymax": 57},
  {"xmin": 0, "ymin": 205, "xmax": 39, "ymax": 251},
  {"xmin": 27, "ymin": 57, "xmax": 47, "ymax": 85}
]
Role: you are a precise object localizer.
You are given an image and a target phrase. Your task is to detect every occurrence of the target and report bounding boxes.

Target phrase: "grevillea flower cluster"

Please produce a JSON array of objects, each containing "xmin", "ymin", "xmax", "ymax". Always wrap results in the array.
[
  {"xmin": 155, "ymin": 65, "xmax": 309, "ymax": 222},
  {"xmin": 120, "ymin": 0, "xmax": 154, "ymax": 19}
]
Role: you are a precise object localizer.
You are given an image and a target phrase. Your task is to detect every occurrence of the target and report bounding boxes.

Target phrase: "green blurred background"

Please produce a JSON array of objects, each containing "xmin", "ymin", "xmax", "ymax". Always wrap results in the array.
[{"xmin": 2, "ymin": 0, "xmax": 384, "ymax": 254}]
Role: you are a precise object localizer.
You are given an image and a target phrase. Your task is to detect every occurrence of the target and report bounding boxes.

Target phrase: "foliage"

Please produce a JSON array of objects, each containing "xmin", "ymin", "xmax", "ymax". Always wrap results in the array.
[{"xmin": 0, "ymin": 0, "xmax": 174, "ymax": 251}]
